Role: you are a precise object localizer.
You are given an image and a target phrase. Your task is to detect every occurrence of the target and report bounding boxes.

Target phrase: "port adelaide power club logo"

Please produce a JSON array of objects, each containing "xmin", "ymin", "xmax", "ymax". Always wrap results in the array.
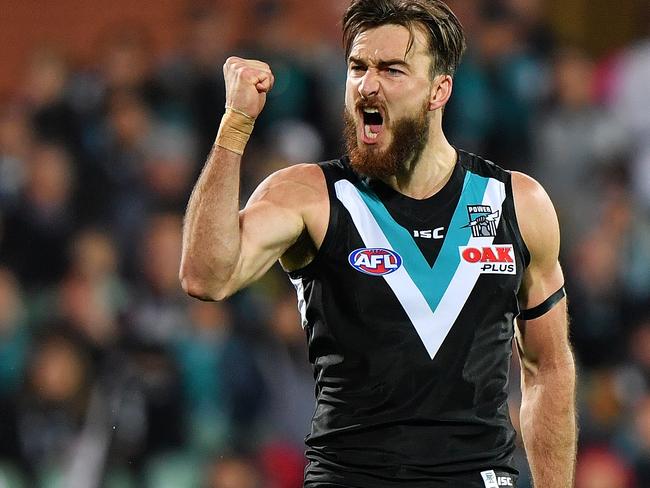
[{"xmin": 462, "ymin": 205, "xmax": 499, "ymax": 238}]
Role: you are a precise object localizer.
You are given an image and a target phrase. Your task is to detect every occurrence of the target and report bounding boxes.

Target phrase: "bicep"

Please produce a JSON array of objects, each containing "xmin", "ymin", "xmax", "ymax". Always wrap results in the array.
[
  {"xmin": 222, "ymin": 170, "xmax": 307, "ymax": 294},
  {"xmin": 513, "ymin": 172, "xmax": 572, "ymax": 372},
  {"xmin": 234, "ymin": 196, "xmax": 305, "ymax": 286},
  {"xmin": 223, "ymin": 164, "xmax": 326, "ymax": 294}
]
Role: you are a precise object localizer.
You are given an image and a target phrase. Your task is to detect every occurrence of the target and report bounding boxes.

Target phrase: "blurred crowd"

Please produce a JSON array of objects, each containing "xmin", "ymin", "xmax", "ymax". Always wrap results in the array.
[{"xmin": 0, "ymin": 0, "xmax": 649, "ymax": 487}]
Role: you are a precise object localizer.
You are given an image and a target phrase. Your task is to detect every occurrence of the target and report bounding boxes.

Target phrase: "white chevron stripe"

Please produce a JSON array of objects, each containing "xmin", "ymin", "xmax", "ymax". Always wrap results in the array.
[
  {"xmin": 335, "ymin": 180, "xmax": 441, "ymax": 357},
  {"xmin": 335, "ymin": 177, "xmax": 506, "ymax": 360},
  {"xmin": 428, "ymin": 178, "xmax": 507, "ymax": 343}
]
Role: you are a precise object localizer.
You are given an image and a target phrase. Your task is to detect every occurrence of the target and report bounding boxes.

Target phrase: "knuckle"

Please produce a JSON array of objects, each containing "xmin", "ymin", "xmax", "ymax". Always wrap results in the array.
[{"xmin": 240, "ymin": 67, "xmax": 256, "ymax": 79}]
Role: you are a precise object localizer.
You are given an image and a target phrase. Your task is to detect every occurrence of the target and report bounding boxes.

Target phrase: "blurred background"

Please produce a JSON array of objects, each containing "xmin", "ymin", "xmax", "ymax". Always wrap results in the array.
[{"xmin": 0, "ymin": 0, "xmax": 649, "ymax": 486}]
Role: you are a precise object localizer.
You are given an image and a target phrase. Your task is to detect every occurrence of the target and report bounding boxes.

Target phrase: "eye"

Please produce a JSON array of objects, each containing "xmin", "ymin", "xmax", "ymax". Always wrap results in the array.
[
  {"xmin": 385, "ymin": 67, "xmax": 404, "ymax": 76},
  {"xmin": 349, "ymin": 64, "xmax": 366, "ymax": 74}
]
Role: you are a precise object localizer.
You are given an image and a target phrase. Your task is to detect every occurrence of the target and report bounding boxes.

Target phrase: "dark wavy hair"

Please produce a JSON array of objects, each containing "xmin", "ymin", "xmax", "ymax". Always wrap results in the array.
[{"xmin": 342, "ymin": 0, "xmax": 466, "ymax": 78}]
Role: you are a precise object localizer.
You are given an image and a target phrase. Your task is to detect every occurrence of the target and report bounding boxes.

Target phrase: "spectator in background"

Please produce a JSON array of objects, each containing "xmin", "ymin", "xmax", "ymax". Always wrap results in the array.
[
  {"xmin": 15, "ymin": 332, "xmax": 92, "ymax": 480},
  {"xmin": 611, "ymin": 22, "xmax": 650, "ymax": 209},
  {"xmin": 568, "ymin": 182, "xmax": 629, "ymax": 367},
  {"xmin": 93, "ymin": 90, "xmax": 154, "ymax": 254},
  {"xmin": 506, "ymin": 0, "xmax": 556, "ymax": 58},
  {"xmin": 15, "ymin": 325, "xmax": 146, "ymax": 487},
  {"xmin": 141, "ymin": 123, "xmax": 197, "ymax": 212},
  {"xmin": 94, "ymin": 92, "xmax": 197, "ymax": 253},
  {"xmin": 53, "ymin": 272, "xmax": 123, "ymax": 365},
  {"xmin": 126, "ymin": 212, "xmax": 190, "ymax": 345},
  {"xmin": 235, "ymin": 0, "xmax": 328, "ymax": 150},
  {"xmin": 23, "ymin": 46, "xmax": 83, "ymax": 160},
  {"xmin": 97, "ymin": 24, "xmax": 166, "ymax": 113},
  {"xmin": 172, "ymin": 299, "xmax": 266, "ymax": 454},
  {"xmin": 127, "ymin": 342, "xmax": 185, "ymax": 465},
  {"xmin": 475, "ymin": 0, "xmax": 546, "ymax": 171},
  {"xmin": 442, "ymin": 0, "xmax": 492, "ymax": 155},
  {"xmin": 1, "ymin": 143, "xmax": 77, "ymax": 289},
  {"xmin": 568, "ymin": 179, "xmax": 650, "ymax": 368},
  {"xmin": 445, "ymin": 0, "xmax": 547, "ymax": 169},
  {"xmin": 53, "ymin": 272, "xmax": 151, "ymax": 483},
  {"xmin": 68, "ymin": 227, "xmax": 131, "ymax": 319},
  {"xmin": 158, "ymin": 4, "xmax": 234, "ymax": 167},
  {"xmin": 118, "ymin": 214, "xmax": 189, "ymax": 460},
  {"xmin": 72, "ymin": 24, "xmax": 171, "ymax": 230},
  {"xmin": 241, "ymin": 119, "xmax": 325, "ymax": 201},
  {"xmin": 531, "ymin": 47, "xmax": 627, "ymax": 251},
  {"xmin": 256, "ymin": 289, "xmax": 314, "ymax": 452}
]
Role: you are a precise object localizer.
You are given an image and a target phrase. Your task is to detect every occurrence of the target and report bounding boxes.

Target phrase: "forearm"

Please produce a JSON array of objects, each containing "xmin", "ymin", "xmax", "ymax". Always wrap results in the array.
[
  {"xmin": 180, "ymin": 143, "xmax": 243, "ymax": 300},
  {"xmin": 180, "ymin": 58, "xmax": 274, "ymax": 299},
  {"xmin": 520, "ymin": 359, "xmax": 577, "ymax": 488}
]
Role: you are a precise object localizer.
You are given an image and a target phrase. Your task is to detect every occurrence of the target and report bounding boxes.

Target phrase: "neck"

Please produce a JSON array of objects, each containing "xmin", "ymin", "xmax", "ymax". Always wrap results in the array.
[{"xmin": 382, "ymin": 124, "xmax": 457, "ymax": 200}]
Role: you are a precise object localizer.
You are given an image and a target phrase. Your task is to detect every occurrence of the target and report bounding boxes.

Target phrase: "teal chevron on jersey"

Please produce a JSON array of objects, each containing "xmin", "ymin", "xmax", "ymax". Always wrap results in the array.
[
  {"xmin": 335, "ymin": 170, "xmax": 506, "ymax": 359},
  {"xmin": 353, "ymin": 171, "xmax": 489, "ymax": 310}
]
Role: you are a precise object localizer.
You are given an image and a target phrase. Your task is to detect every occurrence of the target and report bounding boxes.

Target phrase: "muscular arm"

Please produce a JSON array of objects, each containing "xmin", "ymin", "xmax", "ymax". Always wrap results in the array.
[
  {"xmin": 179, "ymin": 57, "xmax": 325, "ymax": 301},
  {"xmin": 179, "ymin": 149, "xmax": 308, "ymax": 300},
  {"xmin": 512, "ymin": 172, "xmax": 577, "ymax": 488}
]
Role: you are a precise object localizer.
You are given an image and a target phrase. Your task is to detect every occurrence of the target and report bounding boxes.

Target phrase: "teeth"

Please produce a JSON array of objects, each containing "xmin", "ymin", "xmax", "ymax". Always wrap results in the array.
[
  {"xmin": 364, "ymin": 125, "xmax": 378, "ymax": 139},
  {"xmin": 363, "ymin": 108, "xmax": 379, "ymax": 113}
]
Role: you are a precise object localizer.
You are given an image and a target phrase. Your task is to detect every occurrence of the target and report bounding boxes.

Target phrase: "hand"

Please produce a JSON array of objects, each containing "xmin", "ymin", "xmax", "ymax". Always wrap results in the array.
[{"xmin": 223, "ymin": 57, "xmax": 275, "ymax": 119}]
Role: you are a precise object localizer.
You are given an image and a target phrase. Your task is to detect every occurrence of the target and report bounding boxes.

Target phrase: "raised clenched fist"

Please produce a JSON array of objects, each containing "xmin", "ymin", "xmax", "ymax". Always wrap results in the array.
[{"xmin": 223, "ymin": 57, "xmax": 275, "ymax": 120}]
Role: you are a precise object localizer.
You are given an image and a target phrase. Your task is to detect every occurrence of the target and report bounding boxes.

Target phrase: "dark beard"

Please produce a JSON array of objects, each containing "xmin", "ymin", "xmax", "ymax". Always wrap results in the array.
[{"xmin": 343, "ymin": 101, "xmax": 430, "ymax": 180}]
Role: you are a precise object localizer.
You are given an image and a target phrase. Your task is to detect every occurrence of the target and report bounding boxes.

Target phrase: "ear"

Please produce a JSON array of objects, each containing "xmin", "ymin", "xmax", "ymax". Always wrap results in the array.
[{"xmin": 428, "ymin": 74, "xmax": 453, "ymax": 111}]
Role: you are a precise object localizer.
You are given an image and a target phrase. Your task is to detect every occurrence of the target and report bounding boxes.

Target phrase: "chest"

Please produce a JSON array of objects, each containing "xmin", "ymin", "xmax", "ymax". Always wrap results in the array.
[{"xmin": 329, "ymin": 176, "xmax": 522, "ymax": 355}]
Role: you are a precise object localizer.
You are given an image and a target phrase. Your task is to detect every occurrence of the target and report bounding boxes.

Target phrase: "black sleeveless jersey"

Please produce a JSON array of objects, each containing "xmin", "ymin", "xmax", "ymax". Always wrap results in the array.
[{"xmin": 288, "ymin": 149, "xmax": 530, "ymax": 487}]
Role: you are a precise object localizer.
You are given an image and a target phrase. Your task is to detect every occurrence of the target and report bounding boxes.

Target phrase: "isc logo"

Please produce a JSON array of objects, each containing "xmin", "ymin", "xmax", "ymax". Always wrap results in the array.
[
  {"xmin": 480, "ymin": 470, "xmax": 514, "ymax": 487},
  {"xmin": 459, "ymin": 244, "xmax": 516, "ymax": 275},
  {"xmin": 348, "ymin": 248, "xmax": 402, "ymax": 276},
  {"xmin": 413, "ymin": 227, "xmax": 445, "ymax": 239}
]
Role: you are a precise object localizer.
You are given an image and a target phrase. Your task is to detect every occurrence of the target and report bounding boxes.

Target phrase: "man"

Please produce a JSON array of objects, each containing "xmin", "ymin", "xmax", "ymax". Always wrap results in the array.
[{"xmin": 179, "ymin": 0, "xmax": 577, "ymax": 486}]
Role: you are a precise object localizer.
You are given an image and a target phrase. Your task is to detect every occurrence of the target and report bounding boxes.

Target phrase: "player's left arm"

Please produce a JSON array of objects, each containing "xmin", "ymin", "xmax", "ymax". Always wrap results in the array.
[{"xmin": 512, "ymin": 172, "xmax": 577, "ymax": 488}]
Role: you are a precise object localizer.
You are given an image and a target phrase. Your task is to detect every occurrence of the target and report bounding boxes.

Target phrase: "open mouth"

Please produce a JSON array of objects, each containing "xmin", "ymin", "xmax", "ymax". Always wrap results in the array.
[{"xmin": 361, "ymin": 107, "xmax": 384, "ymax": 141}]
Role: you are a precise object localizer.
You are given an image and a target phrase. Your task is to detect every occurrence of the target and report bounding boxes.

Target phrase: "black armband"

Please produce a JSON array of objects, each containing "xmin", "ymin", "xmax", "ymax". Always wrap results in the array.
[{"xmin": 518, "ymin": 286, "xmax": 566, "ymax": 321}]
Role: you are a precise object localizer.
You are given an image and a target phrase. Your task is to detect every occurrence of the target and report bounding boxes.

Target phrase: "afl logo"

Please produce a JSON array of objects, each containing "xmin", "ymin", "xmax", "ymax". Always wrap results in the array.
[{"xmin": 348, "ymin": 248, "xmax": 403, "ymax": 276}]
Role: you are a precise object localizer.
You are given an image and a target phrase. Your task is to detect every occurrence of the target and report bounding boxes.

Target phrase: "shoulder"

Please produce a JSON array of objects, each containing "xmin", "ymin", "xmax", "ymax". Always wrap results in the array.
[
  {"xmin": 510, "ymin": 171, "xmax": 557, "ymax": 228},
  {"xmin": 254, "ymin": 162, "xmax": 325, "ymax": 192},
  {"xmin": 246, "ymin": 163, "xmax": 327, "ymax": 211},
  {"xmin": 511, "ymin": 171, "xmax": 560, "ymax": 266}
]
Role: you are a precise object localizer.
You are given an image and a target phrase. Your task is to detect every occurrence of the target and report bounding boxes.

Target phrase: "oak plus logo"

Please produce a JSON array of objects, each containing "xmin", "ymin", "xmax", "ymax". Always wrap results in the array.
[
  {"xmin": 348, "ymin": 248, "xmax": 402, "ymax": 276},
  {"xmin": 459, "ymin": 244, "xmax": 516, "ymax": 275}
]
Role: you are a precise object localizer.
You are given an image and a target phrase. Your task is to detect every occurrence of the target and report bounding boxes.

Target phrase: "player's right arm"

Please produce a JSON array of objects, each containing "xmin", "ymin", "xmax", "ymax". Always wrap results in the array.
[{"xmin": 179, "ymin": 57, "xmax": 313, "ymax": 301}]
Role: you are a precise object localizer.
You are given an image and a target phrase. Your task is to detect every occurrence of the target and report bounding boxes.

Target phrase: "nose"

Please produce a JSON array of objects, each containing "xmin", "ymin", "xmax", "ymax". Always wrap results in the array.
[{"xmin": 358, "ymin": 68, "xmax": 380, "ymax": 99}]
